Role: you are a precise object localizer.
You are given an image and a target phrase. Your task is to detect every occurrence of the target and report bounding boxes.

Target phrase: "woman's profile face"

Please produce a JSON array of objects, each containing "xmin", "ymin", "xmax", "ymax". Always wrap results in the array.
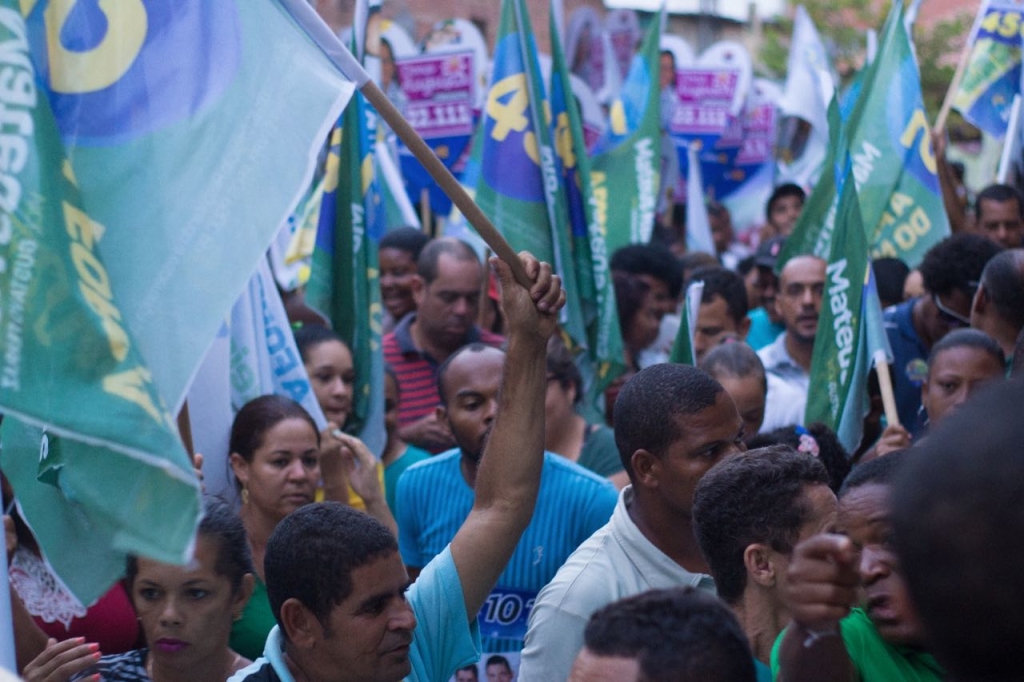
[{"xmin": 133, "ymin": 535, "xmax": 250, "ymax": 672}]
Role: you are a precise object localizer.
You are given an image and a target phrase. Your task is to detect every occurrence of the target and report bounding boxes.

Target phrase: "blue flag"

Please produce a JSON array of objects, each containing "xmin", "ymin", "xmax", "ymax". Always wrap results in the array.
[{"xmin": 953, "ymin": 1, "xmax": 1023, "ymax": 138}]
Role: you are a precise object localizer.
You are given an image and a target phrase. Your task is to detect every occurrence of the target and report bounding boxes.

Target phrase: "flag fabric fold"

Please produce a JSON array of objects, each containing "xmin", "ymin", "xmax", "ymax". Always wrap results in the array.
[
  {"xmin": 685, "ymin": 142, "xmax": 715, "ymax": 255},
  {"xmin": 26, "ymin": 1, "xmax": 355, "ymax": 413},
  {"xmin": 669, "ymin": 281, "xmax": 705, "ymax": 366},
  {"xmin": 307, "ymin": 92, "xmax": 387, "ymax": 454},
  {"xmin": 0, "ymin": 3, "xmax": 200, "ymax": 604}
]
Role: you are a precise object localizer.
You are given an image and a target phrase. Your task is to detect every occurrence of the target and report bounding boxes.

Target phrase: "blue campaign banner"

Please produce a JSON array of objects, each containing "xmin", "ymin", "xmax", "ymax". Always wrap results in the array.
[
  {"xmin": 395, "ymin": 50, "xmax": 477, "ymax": 217},
  {"xmin": 476, "ymin": 586, "xmax": 538, "ymax": 644},
  {"xmin": 399, "ymin": 134, "xmax": 473, "ymax": 217},
  {"xmin": 953, "ymin": 3, "xmax": 1024, "ymax": 137}
]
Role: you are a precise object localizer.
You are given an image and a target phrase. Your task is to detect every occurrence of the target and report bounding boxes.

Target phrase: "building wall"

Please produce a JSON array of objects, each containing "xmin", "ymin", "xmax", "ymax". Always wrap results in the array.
[{"xmin": 321, "ymin": 0, "xmax": 758, "ymax": 55}]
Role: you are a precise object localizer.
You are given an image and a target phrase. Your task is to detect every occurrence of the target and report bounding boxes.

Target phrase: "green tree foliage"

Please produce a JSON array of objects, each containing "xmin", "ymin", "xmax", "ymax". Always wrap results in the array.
[{"xmin": 758, "ymin": 1, "xmax": 972, "ymax": 117}]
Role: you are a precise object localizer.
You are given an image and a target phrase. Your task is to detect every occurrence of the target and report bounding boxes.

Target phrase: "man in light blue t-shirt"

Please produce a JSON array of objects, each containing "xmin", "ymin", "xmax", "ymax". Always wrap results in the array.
[
  {"xmin": 229, "ymin": 252, "xmax": 566, "ymax": 682},
  {"xmin": 396, "ymin": 344, "xmax": 618, "ymax": 659}
]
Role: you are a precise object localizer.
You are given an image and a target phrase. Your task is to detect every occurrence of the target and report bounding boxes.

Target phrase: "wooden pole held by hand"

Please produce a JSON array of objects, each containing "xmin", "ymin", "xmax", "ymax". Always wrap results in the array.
[
  {"xmin": 360, "ymin": 81, "xmax": 531, "ymax": 288},
  {"xmin": 873, "ymin": 349, "xmax": 900, "ymax": 427}
]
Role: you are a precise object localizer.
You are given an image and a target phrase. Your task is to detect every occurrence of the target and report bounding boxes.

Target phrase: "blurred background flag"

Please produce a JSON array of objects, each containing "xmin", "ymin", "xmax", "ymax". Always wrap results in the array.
[
  {"xmin": 952, "ymin": 0, "xmax": 1023, "ymax": 138},
  {"xmin": 591, "ymin": 7, "xmax": 664, "ymax": 254},
  {"xmin": 776, "ymin": 5, "xmax": 835, "ymax": 188},
  {"xmin": 549, "ymin": 0, "xmax": 626, "ymax": 420}
]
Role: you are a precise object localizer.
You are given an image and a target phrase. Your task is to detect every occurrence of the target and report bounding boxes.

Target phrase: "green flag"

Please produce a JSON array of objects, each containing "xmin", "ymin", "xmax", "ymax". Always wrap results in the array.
[
  {"xmin": 669, "ymin": 282, "xmax": 705, "ymax": 366},
  {"xmin": 307, "ymin": 93, "xmax": 386, "ymax": 453},
  {"xmin": 780, "ymin": 1, "xmax": 949, "ymax": 269},
  {"xmin": 0, "ymin": 5, "xmax": 198, "ymax": 603},
  {"xmin": 805, "ymin": 172, "xmax": 891, "ymax": 453},
  {"xmin": 473, "ymin": 0, "xmax": 586, "ymax": 346},
  {"xmin": 590, "ymin": 11, "xmax": 663, "ymax": 255},
  {"xmin": 548, "ymin": 1, "xmax": 626, "ymax": 418}
]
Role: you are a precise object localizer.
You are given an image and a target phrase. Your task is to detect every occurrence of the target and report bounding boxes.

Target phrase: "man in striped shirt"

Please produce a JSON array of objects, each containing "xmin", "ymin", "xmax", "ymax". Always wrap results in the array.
[{"xmin": 383, "ymin": 238, "xmax": 503, "ymax": 452}]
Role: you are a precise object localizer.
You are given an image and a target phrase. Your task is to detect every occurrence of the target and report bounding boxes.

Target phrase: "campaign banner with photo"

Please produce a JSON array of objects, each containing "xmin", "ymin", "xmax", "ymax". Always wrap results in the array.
[
  {"xmin": 565, "ymin": 6, "xmax": 607, "ymax": 95},
  {"xmin": 669, "ymin": 42, "xmax": 752, "ymax": 201},
  {"xmin": 397, "ymin": 50, "xmax": 477, "ymax": 217},
  {"xmin": 605, "ymin": 8, "xmax": 641, "ymax": 81}
]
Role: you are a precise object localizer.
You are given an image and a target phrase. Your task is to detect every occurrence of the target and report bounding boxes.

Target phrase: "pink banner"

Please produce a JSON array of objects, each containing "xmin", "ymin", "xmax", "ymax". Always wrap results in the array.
[
  {"xmin": 735, "ymin": 101, "xmax": 776, "ymax": 165},
  {"xmin": 671, "ymin": 69, "xmax": 740, "ymax": 136},
  {"xmin": 396, "ymin": 51, "xmax": 476, "ymax": 138}
]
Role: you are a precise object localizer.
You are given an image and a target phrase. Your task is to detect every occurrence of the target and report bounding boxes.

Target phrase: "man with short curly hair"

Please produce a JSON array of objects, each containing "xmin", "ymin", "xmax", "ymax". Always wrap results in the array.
[
  {"xmin": 692, "ymin": 446, "xmax": 836, "ymax": 673},
  {"xmin": 883, "ymin": 233, "xmax": 1002, "ymax": 437}
]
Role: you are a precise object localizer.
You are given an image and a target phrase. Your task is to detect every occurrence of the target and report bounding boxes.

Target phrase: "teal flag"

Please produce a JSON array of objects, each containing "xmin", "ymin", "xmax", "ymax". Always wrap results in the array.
[
  {"xmin": 590, "ymin": 12, "xmax": 662, "ymax": 254},
  {"xmin": 548, "ymin": 1, "xmax": 625, "ymax": 418},
  {"xmin": 19, "ymin": 1, "xmax": 355, "ymax": 413},
  {"xmin": 473, "ymin": 0, "xmax": 586, "ymax": 346},
  {"xmin": 670, "ymin": 282, "xmax": 704, "ymax": 366},
  {"xmin": 805, "ymin": 172, "xmax": 892, "ymax": 453},
  {"xmin": 307, "ymin": 92, "xmax": 387, "ymax": 453},
  {"xmin": 0, "ymin": 4, "xmax": 198, "ymax": 604},
  {"xmin": 781, "ymin": 1, "xmax": 949, "ymax": 269}
]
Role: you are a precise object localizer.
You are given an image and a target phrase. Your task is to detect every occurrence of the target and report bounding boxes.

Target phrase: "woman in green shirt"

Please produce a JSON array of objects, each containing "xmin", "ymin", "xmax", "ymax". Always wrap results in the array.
[
  {"xmin": 772, "ymin": 452, "xmax": 944, "ymax": 682},
  {"xmin": 543, "ymin": 337, "xmax": 628, "ymax": 489}
]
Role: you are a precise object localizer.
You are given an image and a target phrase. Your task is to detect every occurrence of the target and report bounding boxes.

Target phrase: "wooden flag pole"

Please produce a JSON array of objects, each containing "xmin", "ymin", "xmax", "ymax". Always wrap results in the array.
[
  {"xmin": 280, "ymin": 0, "xmax": 531, "ymax": 289},
  {"xmin": 873, "ymin": 349, "xmax": 900, "ymax": 427},
  {"xmin": 362, "ymin": 82, "xmax": 531, "ymax": 287}
]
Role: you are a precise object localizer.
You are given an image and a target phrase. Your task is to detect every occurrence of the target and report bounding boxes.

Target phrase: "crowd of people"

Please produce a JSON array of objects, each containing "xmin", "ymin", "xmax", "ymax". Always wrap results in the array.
[
  {"xmin": 5, "ymin": 2, "xmax": 1024, "ymax": 679},
  {"xmin": 4, "ymin": 163, "xmax": 1021, "ymax": 681}
]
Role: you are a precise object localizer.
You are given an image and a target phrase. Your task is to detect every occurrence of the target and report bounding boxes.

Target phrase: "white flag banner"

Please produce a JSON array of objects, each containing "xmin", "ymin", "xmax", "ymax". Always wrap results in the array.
[
  {"xmin": 686, "ymin": 142, "xmax": 716, "ymax": 255},
  {"xmin": 777, "ymin": 6, "xmax": 835, "ymax": 187}
]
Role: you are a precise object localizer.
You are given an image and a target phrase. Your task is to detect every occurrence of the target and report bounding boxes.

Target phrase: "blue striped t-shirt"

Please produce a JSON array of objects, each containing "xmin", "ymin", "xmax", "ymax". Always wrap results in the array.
[{"xmin": 395, "ymin": 449, "xmax": 618, "ymax": 653}]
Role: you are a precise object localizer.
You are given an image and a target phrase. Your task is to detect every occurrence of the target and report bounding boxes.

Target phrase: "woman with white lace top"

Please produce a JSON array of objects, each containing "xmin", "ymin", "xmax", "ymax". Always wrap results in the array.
[
  {"xmin": 3, "ymin": 476, "xmax": 139, "ymax": 671},
  {"xmin": 24, "ymin": 498, "xmax": 254, "ymax": 682}
]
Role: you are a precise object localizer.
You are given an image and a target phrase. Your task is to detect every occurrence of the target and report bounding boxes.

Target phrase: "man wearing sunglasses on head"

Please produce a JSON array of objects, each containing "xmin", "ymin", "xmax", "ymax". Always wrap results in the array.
[{"xmin": 883, "ymin": 234, "xmax": 1001, "ymax": 439}]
